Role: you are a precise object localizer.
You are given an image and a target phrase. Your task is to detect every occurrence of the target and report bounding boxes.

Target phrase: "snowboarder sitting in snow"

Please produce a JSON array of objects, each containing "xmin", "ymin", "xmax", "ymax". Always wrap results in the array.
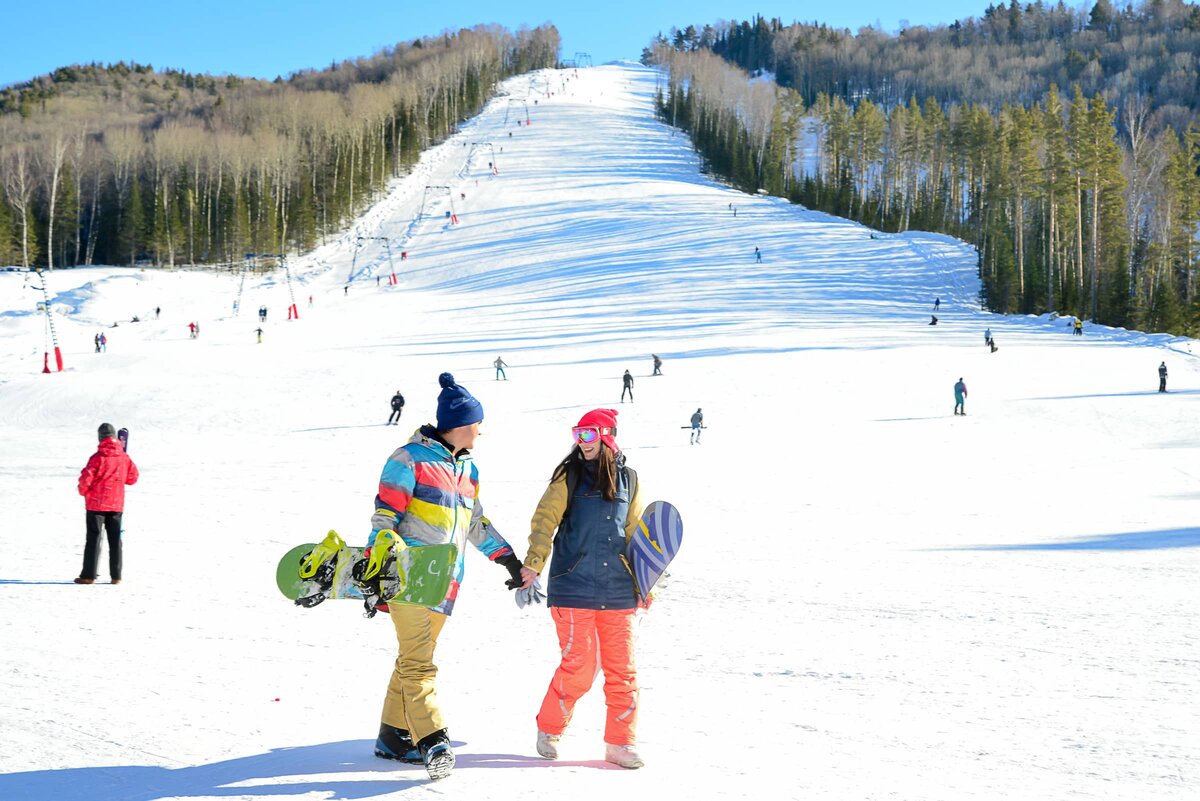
[
  {"xmin": 518, "ymin": 408, "xmax": 648, "ymax": 769},
  {"xmin": 387, "ymin": 390, "xmax": 405, "ymax": 424},
  {"xmin": 369, "ymin": 373, "xmax": 525, "ymax": 781},
  {"xmin": 929, "ymin": 315, "xmax": 938, "ymax": 325},
  {"xmin": 75, "ymin": 423, "xmax": 138, "ymax": 585},
  {"xmin": 954, "ymin": 378, "xmax": 968, "ymax": 416}
]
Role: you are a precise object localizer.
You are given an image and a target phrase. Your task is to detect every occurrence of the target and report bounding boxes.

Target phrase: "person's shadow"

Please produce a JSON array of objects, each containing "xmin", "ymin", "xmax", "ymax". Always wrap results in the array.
[{"xmin": 0, "ymin": 739, "xmax": 613, "ymax": 800}]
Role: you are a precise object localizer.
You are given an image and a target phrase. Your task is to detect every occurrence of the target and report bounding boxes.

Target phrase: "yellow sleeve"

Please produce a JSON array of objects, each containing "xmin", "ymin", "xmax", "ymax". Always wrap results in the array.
[
  {"xmin": 623, "ymin": 473, "xmax": 644, "ymax": 540},
  {"xmin": 525, "ymin": 474, "xmax": 568, "ymax": 574}
]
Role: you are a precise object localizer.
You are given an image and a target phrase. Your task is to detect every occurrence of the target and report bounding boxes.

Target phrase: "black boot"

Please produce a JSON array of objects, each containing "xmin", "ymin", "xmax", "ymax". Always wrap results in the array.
[
  {"xmin": 375, "ymin": 724, "xmax": 423, "ymax": 764},
  {"xmin": 417, "ymin": 728, "xmax": 455, "ymax": 780}
]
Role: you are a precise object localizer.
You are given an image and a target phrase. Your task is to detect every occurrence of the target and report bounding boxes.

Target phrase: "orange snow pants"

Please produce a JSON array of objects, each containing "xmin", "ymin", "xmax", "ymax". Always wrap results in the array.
[
  {"xmin": 536, "ymin": 607, "xmax": 639, "ymax": 746},
  {"xmin": 381, "ymin": 604, "xmax": 448, "ymax": 742}
]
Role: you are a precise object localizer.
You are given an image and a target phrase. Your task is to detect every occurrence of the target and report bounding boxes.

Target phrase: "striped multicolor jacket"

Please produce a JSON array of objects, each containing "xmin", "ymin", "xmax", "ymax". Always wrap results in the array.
[{"xmin": 369, "ymin": 425, "xmax": 513, "ymax": 615}]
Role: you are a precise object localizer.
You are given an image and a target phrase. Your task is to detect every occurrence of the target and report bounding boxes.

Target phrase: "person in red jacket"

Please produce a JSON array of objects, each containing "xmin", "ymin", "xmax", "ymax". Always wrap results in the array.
[{"xmin": 75, "ymin": 423, "xmax": 138, "ymax": 585}]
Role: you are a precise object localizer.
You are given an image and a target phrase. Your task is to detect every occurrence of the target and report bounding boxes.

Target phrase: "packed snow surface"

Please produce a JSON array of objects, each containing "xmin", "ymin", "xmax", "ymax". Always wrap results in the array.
[{"xmin": 1, "ymin": 64, "xmax": 1197, "ymax": 801}]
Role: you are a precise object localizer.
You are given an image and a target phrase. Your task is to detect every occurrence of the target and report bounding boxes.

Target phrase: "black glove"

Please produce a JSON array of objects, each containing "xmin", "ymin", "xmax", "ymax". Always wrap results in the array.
[{"xmin": 496, "ymin": 553, "xmax": 524, "ymax": 590}]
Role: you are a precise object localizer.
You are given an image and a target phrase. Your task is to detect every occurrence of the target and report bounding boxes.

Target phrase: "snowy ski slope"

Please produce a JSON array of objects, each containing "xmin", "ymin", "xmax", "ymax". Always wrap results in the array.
[{"xmin": 0, "ymin": 63, "xmax": 1197, "ymax": 801}]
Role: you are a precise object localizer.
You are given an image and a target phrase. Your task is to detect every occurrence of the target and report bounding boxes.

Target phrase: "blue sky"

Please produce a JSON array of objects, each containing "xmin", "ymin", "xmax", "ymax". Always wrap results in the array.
[{"xmin": 2, "ymin": 1, "xmax": 988, "ymax": 87}]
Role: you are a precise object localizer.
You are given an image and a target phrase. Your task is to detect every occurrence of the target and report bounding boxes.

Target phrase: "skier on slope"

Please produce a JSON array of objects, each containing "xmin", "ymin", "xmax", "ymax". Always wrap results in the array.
[
  {"xmin": 518, "ymin": 409, "xmax": 649, "ymax": 769},
  {"xmin": 690, "ymin": 408, "xmax": 703, "ymax": 444},
  {"xmin": 954, "ymin": 378, "xmax": 968, "ymax": 416},
  {"xmin": 387, "ymin": 390, "xmax": 405, "ymax": 424},
  {"xmin": 1158, "ymin": 361, "xmax": 1168, "ymax": 393},
  {"xmin": 369, "ymin": 373, "xmax": 525, "ymax": 781},
  {"xmin": 75, "ymin": 423, "xmax": 138, "ymax": 585},
  {"xmin": 621, "ymin": 370, "xmax": 634, "ymax": 403}
]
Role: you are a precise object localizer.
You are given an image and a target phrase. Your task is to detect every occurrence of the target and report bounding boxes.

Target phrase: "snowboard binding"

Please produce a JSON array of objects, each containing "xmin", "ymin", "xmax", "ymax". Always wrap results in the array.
[{"xmin": 292, "ymin": 530, "xmax": 345, "ymax": 609}]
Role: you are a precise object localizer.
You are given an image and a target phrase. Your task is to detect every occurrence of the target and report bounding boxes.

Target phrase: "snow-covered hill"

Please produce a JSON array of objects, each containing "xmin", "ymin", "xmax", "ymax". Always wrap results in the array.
[{"xmin": 1, "ymin": 64, "xmax": 1197, "ymax": 801}]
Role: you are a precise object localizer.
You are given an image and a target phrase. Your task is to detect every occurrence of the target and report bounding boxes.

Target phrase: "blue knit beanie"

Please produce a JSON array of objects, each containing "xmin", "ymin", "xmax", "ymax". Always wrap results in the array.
[{"xmin": 436, "ymin": 372, "xmax": 484, "ymax": 430}]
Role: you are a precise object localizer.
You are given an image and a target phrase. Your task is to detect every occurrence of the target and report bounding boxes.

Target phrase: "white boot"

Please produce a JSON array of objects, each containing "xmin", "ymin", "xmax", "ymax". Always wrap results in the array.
[
  {"xmin": 536, "ymin": 730, "xmax": 561, "ymax": 759},
  {"xmin": 604, "ymin": 743, "xmax": 644, "ymax": 769}
]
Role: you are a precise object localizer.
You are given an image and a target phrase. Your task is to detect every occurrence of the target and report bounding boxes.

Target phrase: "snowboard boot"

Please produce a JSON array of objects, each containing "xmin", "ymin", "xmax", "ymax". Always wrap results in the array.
[
  {"xmin": 417, "ymin": 729, "xmax": 455, "ymax": 781},
  {"xmin": 536, "ymin": 730, "xmax": 562, "ymax": 759},
  {"xmin": 604, "ymin": 743, "xmax": 644, "ymax": 769},
  {"xmin": 374, "ymin": 724, "xmax": 423, "ymax": 764},
  {"xmin": 74, "ymin": 577, "xmax": 95, "ymax": 584}
]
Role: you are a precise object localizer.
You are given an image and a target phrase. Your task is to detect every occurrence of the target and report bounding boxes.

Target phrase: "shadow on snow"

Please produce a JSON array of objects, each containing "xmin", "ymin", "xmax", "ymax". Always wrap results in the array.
[{"xmin": 0, "ymin": 739, "xmax": 615, "ymax": 801}]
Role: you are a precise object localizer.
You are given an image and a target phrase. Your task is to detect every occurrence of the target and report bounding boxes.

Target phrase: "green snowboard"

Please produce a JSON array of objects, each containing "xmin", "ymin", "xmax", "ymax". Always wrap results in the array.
[{"xmin": 276, "ymin": 530, "xmax": 458, "ymax": 612}]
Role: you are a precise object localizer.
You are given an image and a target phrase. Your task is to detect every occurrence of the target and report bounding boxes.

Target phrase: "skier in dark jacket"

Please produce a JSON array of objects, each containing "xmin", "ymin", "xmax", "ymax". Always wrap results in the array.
[
  {"xmin": 690, "ymin": 408, "xmax": 703, "ymax": 444},
  {"xmin": 75, "ymin": 423, "xmax": 138, "ymax": 585},
  {"xmin": 621, "ymin": 370, "xmax": 634, "ymax": 403},
  {"xmin": 651, "ymin": 355, "xmax": 662, "ymax": 376},
  {"xmin": 1158, "ymin": 362, "xmax": 1168, "ymax": 392},
  {"xmin": 388, "ymin": 391, "xmax": 406, "ymax": 424}
]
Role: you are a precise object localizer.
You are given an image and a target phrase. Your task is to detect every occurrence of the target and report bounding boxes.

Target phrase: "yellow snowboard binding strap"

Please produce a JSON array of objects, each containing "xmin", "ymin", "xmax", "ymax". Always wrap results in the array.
[
  {"xmin": 362, "ymin": 529, "xmax": 408, "ymax": 580},
  {"xmin": 299, "ymin": 530, "xmax": 346, "ymax": 579}
]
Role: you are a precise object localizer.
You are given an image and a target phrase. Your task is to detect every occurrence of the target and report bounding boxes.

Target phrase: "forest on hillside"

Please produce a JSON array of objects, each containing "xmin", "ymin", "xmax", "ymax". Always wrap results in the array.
[
  {"xmin": 647, "ymin": 1, "xmax": 1200, "ymax": 335},
  {"xmin": 0, "ymin": 25, "xmax": 558, "ymax": 271}
]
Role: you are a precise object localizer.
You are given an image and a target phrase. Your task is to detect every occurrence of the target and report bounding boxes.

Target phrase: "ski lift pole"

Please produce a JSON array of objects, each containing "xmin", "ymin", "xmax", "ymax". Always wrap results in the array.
[
  {"xmin": 282, "ymin": 256, "xmax": 299, "ymax": 319},
  {"xmin": 233, "ymin": 254, "xmax": 251, "ymax": 317},
  {"xmin": 34, "ymin": 269, "xmax": 64, "ymax": 372}
]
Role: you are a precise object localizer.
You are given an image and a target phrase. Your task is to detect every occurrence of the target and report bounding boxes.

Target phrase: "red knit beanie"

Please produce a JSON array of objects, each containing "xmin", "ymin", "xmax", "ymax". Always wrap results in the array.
[{"xmin": 576, "ymin": 408, "xmax": 619, "ymax": 453}]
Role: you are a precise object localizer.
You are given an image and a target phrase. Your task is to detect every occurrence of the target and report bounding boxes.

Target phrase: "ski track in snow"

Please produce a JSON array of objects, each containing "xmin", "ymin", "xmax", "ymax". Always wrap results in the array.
[{"xmin": 1, "ymin": 63, "xmax": 1198, "ymax": 801}]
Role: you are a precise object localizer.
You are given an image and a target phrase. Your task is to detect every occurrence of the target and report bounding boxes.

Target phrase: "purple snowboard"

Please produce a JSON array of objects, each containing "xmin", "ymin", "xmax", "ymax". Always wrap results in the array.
[{"xmin": 627, "ymin": 501, "xmax": 682, "ymax": 603}]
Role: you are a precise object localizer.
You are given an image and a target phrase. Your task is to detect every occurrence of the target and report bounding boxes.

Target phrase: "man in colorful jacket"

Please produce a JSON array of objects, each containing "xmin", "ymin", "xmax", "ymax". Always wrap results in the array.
[
  {"xmin": 75, "ymin": 423, "xmax": 138, "ymax": 585},
  {"xmin": 370, "ymin": 372, "xmax": 524, "ymax": 781}
]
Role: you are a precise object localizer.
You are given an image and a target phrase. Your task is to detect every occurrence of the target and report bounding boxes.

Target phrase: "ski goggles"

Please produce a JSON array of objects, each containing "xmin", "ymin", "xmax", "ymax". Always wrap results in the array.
[{"xmin": 572, "ymin": 425, "xmax": 615, "ymax": 444}]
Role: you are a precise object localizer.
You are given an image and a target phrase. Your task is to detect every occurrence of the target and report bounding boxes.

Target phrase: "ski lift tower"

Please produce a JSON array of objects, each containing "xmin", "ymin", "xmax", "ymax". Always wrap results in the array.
[
  {"xmin": 351, "ymin": 236, "xmax": 399, "ymax": 285},
  {"xmin": 504, "ymin": 98, "xmax": 530, "ymax": 126},
  {"xmin": 574, "ymin": 52, "xmax": 593, "ymax": 67},
  {"xmin": 460, "ymin": 142, "xmax": 498, "ymax": 178},
  {"xmin": 30, "ymin": 269, "xmax": 64, "ymax": 373},
  {"xmin": 234, "ymin": 253, "xmax": 300, "ymax": 319},
  {"xmin": 417, "ymin": 186, "xmax": 459, "ymax": 224}
]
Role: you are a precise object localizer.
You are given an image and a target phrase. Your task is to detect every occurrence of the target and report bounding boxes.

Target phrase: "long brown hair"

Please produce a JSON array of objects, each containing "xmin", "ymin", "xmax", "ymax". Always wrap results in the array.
[{"xmin": 550, "ymin": 443, "xmax": 619, "ymax": 502}]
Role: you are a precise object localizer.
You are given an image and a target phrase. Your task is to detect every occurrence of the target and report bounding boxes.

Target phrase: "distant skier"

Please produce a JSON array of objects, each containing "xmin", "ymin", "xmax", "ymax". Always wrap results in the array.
[
  {"xmin": 690, "ymin": 408, "xmax": 703, "ymax": 444},
  {"xmin": 255, "ymin": 327, "xmax": 263, "ymax": 344},
  {"xmin": 75, "ymin": 423, "xmax": 138, "ymax": 585},
  {"xmin": 344, "ymin": 285, "xmax": 349, "ymax": 296},
  {"xmin": 188, "ymin": 322, "xmax": 195, "ymax": 338},
  {"xmin": 1158, "ymin": 361, "xmax": 1168, "ymax": 393},
  {"xmin": 1074, "ymin": 318, "xmax": 1083, "ymax": 336},
  {"xmin": 621, "ymin": 370, "xmax": 634, "ymax": 403},
  {"xmin": 494, "ymin": 356, "xmax": 508, "ymax": 381},
  {"xmin": 984, "ymin": 328, "xmax": 992, "ymax": 347},
  {"xmin": 99, "ymin": 333, "xmax": 107, "ymax": 352},
  {"xmin": 155, "ymin": 306, "xmax": 161, "ymax": 319},
  {"xmin": 651, "ymin": 355, "xmax": 662, "ymax": 376},
  {"xmin": 259, "ymin": 305, "xmax": 268, "ymax": 322},
  {"xmin": 934, "ymin": 297, "xmax": 941, "ymax": 311},
  {"xmin": 954, "ymin": 378, "xmax": 968, "ymax": 416},
  {"xmin": 754, "ymin": 246, "xmax": 762, "ymax": 263},
  {"xmin": 94, "ymin": 333, "xmax": 101, "ymax": 353},
  {"xmin": 388, "ymin": 390, "xmax": 405, "ymax": 424}
]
